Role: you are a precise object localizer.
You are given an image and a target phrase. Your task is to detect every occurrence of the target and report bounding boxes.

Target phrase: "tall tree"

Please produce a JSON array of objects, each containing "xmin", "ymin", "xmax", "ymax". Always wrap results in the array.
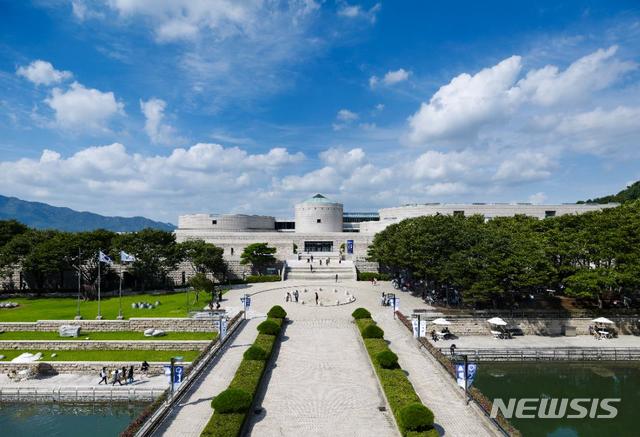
[{"xmin": 240, "ymin": 243, "xmax": 276, "ymax": 275}]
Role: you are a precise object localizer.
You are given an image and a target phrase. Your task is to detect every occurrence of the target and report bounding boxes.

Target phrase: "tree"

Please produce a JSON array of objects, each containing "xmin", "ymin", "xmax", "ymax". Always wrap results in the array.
[
  {"xmin": 179, "ymin": 239, "xmax": 226, "ymax": 279},
  {"xmin": 114, "ymin": 229, "xmax": 183, "ymax": 290},
  {"xmin": 240, "ymin": 243, "xmax": 276, "ymax": 275},
  {"xmin": 189, "ymin": 272, "xmax": 216, "ymax": 303},
  {"xmin": 0, "ymin": 220, "xmax": 28, "ymax": 249}
]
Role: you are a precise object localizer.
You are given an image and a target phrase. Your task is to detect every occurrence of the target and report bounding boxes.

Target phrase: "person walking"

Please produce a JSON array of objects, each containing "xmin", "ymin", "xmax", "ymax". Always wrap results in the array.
[
  {"xmin": 315, "ymin": 291, "xmax": 319, "ymax": 305},
  {"xmin": 98, "ymin": 367, "xmax": 108, "ymax": 385},
  {"xmin": 335, "ymin": 273, "xmax": 338, "ymax": 283},
  {"xmin": 112, "ymin": 369, "xmax": 123, "ymax": 386},
  {"xmin": 122, "ymin": 366, "xmax": 128, "ymax": 384},
  {"xmin": 450, "ymin": 344, "xmax": 457, "ymax": 356},
  {"xmin": 319, "ymin": 259, "xmax": 323, "ymax": 266},
  {"xmin": 127, "ymin": 365, "xmax": 134, "ymax": 384},
  {"xmin": 294, "ymin": 289, "xmax": 299, "ymax": 302}
]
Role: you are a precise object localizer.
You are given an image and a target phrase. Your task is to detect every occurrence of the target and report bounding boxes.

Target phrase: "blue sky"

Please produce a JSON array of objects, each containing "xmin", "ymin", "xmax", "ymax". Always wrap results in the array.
[{"xmin": 1, "ymin": 1, "xmax": 639, "ymax": 223}]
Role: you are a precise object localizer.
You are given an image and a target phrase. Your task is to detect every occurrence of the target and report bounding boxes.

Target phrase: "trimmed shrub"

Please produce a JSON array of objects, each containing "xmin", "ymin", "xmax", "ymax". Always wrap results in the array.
[
  {"xmin": 257, "ymin": 319, "xmax": 281, "ymax": 335},
  {"xmin": 246, "ymin": 274, "xmax": 281, "ymax": 283},
  {"xmin": 399, "ymin": 403, "xmax": 435, "ymax": 432},
  {"xmin": 376, "ymin": 350, "xmax": 399, "ymax": 369},
  {"xmin": 357, "ymin": 271, "xmax": 392, "ymax": 281},
  {"xmin": 210, "ymin": 388, "xmax": 252, "ymax": 414},
  {"xmin": 243, "ymin": 345, "xmax": 268, "ymax": 361},
  {"xmin": 362, "ymin": 324, "xmax": 384, "ymax": 339},
  {"xmin": 267, "ymin": 305, "xmax": 287, "ymax": 319},
  {"xmin": 351, "ymin": 307, "xmax": 371, "ymax": 319}
]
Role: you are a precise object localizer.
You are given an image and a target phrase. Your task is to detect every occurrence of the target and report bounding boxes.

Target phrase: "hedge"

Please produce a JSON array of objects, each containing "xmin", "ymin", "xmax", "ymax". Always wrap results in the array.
[
  {"xmin": 351, "ymin": 307, "xmax": 371, "ymax": 319},
  {"xmin": 257, "ymin": 319, "xmax": 281, "ymax": 335},
  {"xmin": 201, "ymin": 307, "xmax": 286, "ymax": 437},
  {"xmin": 246, "ymin": 274, "xmax": 281, "ymax": 283},
  {"xmin": 243, "ymin": 345, "xmax": 268, "ymax": 361},
  {"xmin": 376, "ymin": 350, "xmax": 399, "ymax": 369},
  {"xmin": 211, "ymin": 389, "xmax": 253, "ymax": 413},
  {"xmin": 357, "ymin": 271, "xmax": 392, "ymax": 281},
  {"xmin": 267, "ymin": 305, "xmax": 287, "ymax": 319},
  {"xmin": 362, "ymin": 324, "xmax": 384, "ymax": 339},
  {"xmin": 353, "ymin": 311, "xmax": 437, "ymax": 437}
]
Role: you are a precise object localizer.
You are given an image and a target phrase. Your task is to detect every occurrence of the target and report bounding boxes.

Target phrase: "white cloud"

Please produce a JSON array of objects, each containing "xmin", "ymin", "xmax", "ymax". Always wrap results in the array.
[
  {"xmin": 493, "ymin": 150, "xmax": 555, "ymax": 183},
  {"xmin": 516, "ymin": 46, "xmax": 636, "ymax": 106},
  {"xmin": 278, "ymin": 166, "xmax": 339, "ymax": 192},
  {"xmin": 423, "ymin": 182, "xmax": 469, "ymax": 196},
  {"xmin": 338, "ymin": 2, "xmax": 381, "ymax": 23},
  {"xmin": 45, "ymin": 82, "xmax": 124, "ymax": 131},
  {"xmin": 0, "ymin": 142, "xmax": 305, "ymax": 221},
  {"xmin": 370, "ymin": 68, "xmax": 410, "ymax": 88},
  {"xmin": 554, "ymin": 106, "xmax": 640, "ymax": 154},
  {"xmin": 140, "ymin": 98, "xmax": 182, "ymax": 145},
  {"xmin": 16, "ymin": 60, "xmax": 72, "ymax": 86},
  {"xmin": 410, "ymin": 150, "xmax": 474, "ymax": 180},
  {"xmin": 408, "ymin": 56, "xmax": 522, "ymax": 144},
  {"xmin": 320, "ymin": 147, "xmax": 365, "ymax": 172},
  {"xmin": 528, "ymin": 192, "xmax": 547, "ymax": 204},
  {"xmin": 333, "ymin": 109, "xmax": 359, "ymax": 130},
  {"xmin": 407, "ymin": 46, "xmax": 636, "ymax": 145}
]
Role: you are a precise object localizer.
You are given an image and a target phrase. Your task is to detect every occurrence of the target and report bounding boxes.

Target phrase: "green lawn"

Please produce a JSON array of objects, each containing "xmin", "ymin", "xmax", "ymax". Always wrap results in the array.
[
  {"xmin": 0, "ymin": 331, "xmax": 217, "ymax": 341},
  {"xmin": 0, "ymin": 289, "xmax": 228, "ymax": 322},
  {"xmin": 0, "ymin": 349, "xmax": 201, "ymax": 362}
]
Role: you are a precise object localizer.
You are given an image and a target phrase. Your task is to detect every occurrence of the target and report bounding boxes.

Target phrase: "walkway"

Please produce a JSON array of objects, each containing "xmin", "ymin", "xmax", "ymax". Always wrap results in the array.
[
  {"xmin": 153, "ymin": 316, "xmax": 261, "ymax": 437},
  {"xmin": 247, "ymin": 315, "xmax": 398, "ymax": 437},
  {"xmin": 376, "ymin": 311, "xmax": 501, "ymax": 437}
]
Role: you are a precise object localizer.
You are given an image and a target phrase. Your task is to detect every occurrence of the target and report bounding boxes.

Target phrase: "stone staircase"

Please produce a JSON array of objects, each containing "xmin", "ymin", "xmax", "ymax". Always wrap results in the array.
[{"xmin": 284, "ymin": 256, "xmax": 356, "ymax": 281}]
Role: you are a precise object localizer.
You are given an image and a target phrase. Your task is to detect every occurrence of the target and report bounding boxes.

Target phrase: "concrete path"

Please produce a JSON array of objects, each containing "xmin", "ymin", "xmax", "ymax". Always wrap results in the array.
[
  {"xmin": 247, "ymin": 316, "xmax": 398, "ymax": 437},
  {"xmin": 376, "ymin": 311, "xmax": 501, "ymax": 437},
  {"xmin": 154, "ymin": 316, "xmax": 261, "ymax": 437}
]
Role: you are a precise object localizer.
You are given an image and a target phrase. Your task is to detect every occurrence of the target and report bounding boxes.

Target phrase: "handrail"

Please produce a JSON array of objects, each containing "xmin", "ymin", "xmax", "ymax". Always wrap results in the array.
[
  {"xmin": 132, "ymin": 311, "xmax": 245, "ymax": 437},
  {"xmin": 0, "ymin": 386, "xmax": 160, "ymax": 402},
  {"xmin": 439, "ymin": 346, "xmax": 640, "ymax": 361}
]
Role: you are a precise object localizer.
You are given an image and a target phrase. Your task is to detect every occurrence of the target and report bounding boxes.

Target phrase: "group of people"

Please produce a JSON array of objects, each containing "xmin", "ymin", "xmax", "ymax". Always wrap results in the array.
[
  {"xmin": 380, "ymin": 292, "xmax": 394, "ymax": 306},
  {"xmin": 98, "ymin": 363, "xmax": 142, "ymax": 386},
  {"xmin": 285, "ymin": 289, "xmax": 320, "ymax": 305},
  {"xmin": 430, "ymin": 327, "xmax": 451, "ymax": 341},
  {"xmin": 207, "ymin": 291, "xmax": 223, "ymax": 311}
]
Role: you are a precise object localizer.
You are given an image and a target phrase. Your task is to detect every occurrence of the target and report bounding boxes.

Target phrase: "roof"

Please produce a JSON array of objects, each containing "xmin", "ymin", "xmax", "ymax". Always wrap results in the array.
[{"xmin": 300, "ymin": 193, "xmax": 336, "ymax": 204}]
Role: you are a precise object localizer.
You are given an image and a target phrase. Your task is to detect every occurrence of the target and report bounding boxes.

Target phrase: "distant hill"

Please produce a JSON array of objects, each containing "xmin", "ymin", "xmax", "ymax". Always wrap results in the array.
[
  {"xmin": 579, "ymin": 181, "xmax": 640, "ymax": 205},
  {"xmin": 0, "ymin": 195, "xmax": 175, "ymax": 232}
]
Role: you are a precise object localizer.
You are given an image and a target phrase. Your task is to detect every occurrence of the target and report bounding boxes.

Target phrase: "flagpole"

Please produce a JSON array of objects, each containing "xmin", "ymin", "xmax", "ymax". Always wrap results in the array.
[
  {"xmin": 117, "ymin": 252, "xmax": 123, "ymax": 320},
  {"xmin": 97, "ymin": 249, "xmax": 102, "ymax": 320},
  {"xmin": 75, "ymin": 248, "xmax": 82, "ymax": 320}
]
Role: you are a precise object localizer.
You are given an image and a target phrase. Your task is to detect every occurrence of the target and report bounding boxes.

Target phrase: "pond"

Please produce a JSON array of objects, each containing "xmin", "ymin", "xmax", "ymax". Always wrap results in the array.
[
  {"xmin": 474, "ymin": 362, "xmax": 640, "ymax": 437},
  {"xmin": 0, "ymin": 402, "xmax": 146, "ymax": 437}
]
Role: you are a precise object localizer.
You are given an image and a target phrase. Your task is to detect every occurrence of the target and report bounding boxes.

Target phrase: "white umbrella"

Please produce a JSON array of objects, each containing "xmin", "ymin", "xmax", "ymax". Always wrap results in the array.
[
  {"xmin": 592, "ymin": 317, "xmax": 614, "ymax": 324},
  {"xmin": 431, "ymin": 318, "xmax": 451, "ymax": 325},
  {"xmin": 487, "ymin": 317, "xmax": 507, "ymax": 326}
]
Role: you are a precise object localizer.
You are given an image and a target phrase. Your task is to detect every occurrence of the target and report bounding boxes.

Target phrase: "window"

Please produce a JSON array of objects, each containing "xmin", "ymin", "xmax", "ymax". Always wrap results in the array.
[
  {"xmin": 181, "ymin": 271, "xmax": 186, "ymax": 285},
  {"xmin": 317, "ymin": 218, "xmax": 322, "ymax": 223},
  {"xmin": 545, "ymin": 210, "xmax": 556, "ymax": 218},
  {"xmin": 230, "ymin": 247, "xmax": 234, "ymax": 256},
  {"xmin": 453, "ymin": 211, "xmax": 465, "ymax": 217},
  {"xmin": 212, "ymin": 220, "xmax": 217, "ymax": 225}
]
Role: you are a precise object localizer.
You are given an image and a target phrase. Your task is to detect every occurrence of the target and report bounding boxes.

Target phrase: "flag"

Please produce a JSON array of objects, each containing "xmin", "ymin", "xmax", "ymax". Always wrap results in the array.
[
  {"xmin": 98, "ymin": 251, "xmax": 113, "ymax": 265},
  {"xmin": 120, "ymin": 251, "xmax": 136, "ymax": 262}
]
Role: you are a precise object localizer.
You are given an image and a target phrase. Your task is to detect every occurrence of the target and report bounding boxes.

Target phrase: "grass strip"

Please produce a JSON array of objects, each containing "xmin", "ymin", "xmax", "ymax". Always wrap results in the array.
[
  {"xmin": 354, "ymin": 311, "xmax": 438, "ymax": 437},
  {"xmin": 0, "ymin": 289, "xmax": 228, "ymax": 322},
  {"xmin": 0, "ymin": 331, "xmax": 216, "ymax": 341},
  {"xmin": 0, "ymin": 349, "xmax": 200, "ymax": 362}
]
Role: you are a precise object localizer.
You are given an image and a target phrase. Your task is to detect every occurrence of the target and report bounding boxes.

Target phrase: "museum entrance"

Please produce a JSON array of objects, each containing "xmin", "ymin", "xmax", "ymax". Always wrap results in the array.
[{"xmin": 304, "ymin": 241, "xmax": 333, "ymax": 252}]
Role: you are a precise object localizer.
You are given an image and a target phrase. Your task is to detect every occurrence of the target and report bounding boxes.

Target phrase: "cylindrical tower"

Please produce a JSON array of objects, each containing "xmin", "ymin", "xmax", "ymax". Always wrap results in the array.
[{"xmin": 294, "ymin": 194, "xmax": 343, "ymax": 233}]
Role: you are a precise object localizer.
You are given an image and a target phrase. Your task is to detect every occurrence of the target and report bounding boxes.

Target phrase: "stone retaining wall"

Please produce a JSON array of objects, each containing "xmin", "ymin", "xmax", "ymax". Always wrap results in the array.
[
  {"xmin": 0, "ymin": 361, "xmax": 189, "ymax": 375},
  {"xmin": 0, "ymin": 340, "xmax": 210, "ymax": 351},
  {"xmin": 0, "ymin": 318, "xmax": 217, "ymax": 333},
  {"xmin": 429, "ymin": 317, "xmax": 640, "ymax": 336}
]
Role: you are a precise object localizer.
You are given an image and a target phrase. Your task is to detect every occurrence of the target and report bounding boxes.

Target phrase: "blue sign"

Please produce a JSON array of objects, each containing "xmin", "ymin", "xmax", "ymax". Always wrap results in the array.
[
  {"xmin": 240, "ymin": 296, "xmax": 251, "ymax": 308},
  {"xmin": 174, "ymin": 365, "xmax": 184, "ymax": 383},
  {"xmin": 455, "ymin": 363, "xmax": 478, "ymax": 389},
  {"xmin": 346, "ymin": 240, "xmax": 354, "ymax": 254},
  {"xmin": 220, "ymin": 318, "xmax": 228, "ymax": 338}
]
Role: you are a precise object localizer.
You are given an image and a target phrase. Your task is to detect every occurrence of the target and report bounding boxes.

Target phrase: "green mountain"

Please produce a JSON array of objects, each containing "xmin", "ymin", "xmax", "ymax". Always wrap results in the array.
[
  {"xmin": 579, "ymin": 181, "xmax": 640, "ymax": 204},
  {"xmin": 0, "ymin": 195, "xmax": 175, "ymax": 232}
]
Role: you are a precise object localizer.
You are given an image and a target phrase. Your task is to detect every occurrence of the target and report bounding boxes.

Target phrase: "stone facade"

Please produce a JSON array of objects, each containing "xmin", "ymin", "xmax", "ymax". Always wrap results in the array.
[
  {"xmin": 0, "ymin": 340, "xmax": 210, "ymax": 351},
  {"xmin": 0, "ymin": 318, "xmax": 218, "ymax": 333}
]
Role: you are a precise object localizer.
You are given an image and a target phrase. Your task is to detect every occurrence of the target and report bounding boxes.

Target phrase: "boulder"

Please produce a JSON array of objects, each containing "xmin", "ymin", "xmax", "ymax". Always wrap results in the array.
[{"xmin": 58, "ymin": 325, "xmax": 81, "ymax": 338}]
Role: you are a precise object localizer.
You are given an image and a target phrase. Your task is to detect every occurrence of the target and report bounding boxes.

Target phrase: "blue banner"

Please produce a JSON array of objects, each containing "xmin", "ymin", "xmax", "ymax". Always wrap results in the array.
[
  {"xmin": 455, "ymin": 363, "xmax": 478, "ymax": 388},
  {"xmin": 347, "ymin": 240, "xmax": 354, "ymax": 254}
]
